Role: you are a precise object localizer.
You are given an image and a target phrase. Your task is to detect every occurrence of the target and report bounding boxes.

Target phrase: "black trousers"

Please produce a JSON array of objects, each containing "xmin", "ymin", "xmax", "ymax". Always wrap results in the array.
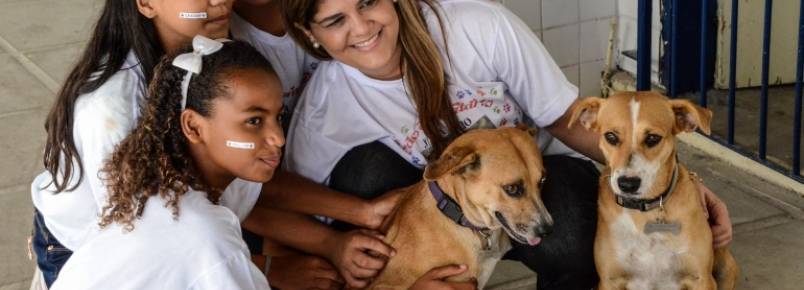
[{"xmin": 329, "ymin": 141, "xmax": 599, "ymax": 289}]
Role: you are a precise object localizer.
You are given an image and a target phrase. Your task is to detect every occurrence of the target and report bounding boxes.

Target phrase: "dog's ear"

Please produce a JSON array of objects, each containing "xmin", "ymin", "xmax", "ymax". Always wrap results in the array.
[
  {"xmin": 669, "ymin": 99, "xmax": 712, "ymax": 135},
  {"xmin": 568, "ymin": 97, "xmax": 604, "ymax": 131},
  {"xmin": 515, "ymin": 123, "xmax": 539, "ymax": 137},
  {"xmin": 424, "ymin": 146, "xmax": 480, "ymax": 181}
]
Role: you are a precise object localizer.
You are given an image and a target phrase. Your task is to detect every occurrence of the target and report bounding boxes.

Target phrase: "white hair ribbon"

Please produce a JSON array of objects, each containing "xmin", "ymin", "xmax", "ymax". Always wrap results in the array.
[{"xmin": 171, "ymin": 35, "xmax": 226, "ymax": 110}]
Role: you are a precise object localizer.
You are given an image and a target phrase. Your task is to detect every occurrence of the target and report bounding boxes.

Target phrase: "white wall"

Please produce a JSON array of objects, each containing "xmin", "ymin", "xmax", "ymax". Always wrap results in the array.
[
  {"xmin": 715, "ymin": 0, "xmax": 801, "ymax": 89},
  {"xmin": 502, "ymin": 0, "xmax": 617, "ymax": 97},
  {"xmin": 501, "ymin": 0, "xmax": 666, "ymax": 91},
  {"xmin": 616, "ymin": 0, "xmax": 662, "ymax": 86}
]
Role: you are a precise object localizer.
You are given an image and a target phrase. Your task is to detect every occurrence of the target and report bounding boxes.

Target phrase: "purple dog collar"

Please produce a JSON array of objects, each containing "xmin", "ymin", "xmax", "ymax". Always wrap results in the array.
[{"xmin": 428, "ymin": 181, "xmax": 486, "ymax": 231}]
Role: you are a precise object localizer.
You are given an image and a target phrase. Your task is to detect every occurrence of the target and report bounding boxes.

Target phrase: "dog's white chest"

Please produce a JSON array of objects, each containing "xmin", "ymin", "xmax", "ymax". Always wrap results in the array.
[
  {"xmin": 611, "ymin": 213, "xmax": 688, "ymax": 290},
  {"xmin": 476, "ymin": 230, "xmax": 511, "ymax": 288}
]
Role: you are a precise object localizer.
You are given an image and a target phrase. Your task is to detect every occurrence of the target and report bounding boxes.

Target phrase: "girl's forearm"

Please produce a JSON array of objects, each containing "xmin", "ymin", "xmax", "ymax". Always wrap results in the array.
[
  {"xmin": 242, "ymin": 207, "xmax": 339, "ymax": 259},
  {"xmin": 258, "ymin": 171, "xmax": 369, "ymax": 225}
]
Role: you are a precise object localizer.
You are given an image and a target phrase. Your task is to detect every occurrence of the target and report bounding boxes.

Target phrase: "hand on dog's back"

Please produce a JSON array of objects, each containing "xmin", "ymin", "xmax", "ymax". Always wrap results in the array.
[
  {"xmin": 409, "ymin": 265, "xmax": 478, "ymax": 290},
  {"xmin": 363, "ymin": 191, "xmax": 404, "ymax": 230},
  {"xmin": 331, "ymin": 229, "xmax": 396, "ymax": 288}
]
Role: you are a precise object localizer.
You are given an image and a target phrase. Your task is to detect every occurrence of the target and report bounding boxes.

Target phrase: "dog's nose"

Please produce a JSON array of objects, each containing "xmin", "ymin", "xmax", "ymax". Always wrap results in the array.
[
  {"xmin": 617, "ymin": 176, "xmax": 641, "ymax": 194},
  {"xmin": 534, "ymin": 223, "xmax": 553, "ymax": 237}
]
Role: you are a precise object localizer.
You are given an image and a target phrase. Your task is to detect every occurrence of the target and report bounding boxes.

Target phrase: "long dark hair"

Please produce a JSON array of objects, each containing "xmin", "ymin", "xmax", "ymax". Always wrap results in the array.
[
  {"xmin": 100, "ymin": 41, "xmax": 275, "ymax": 231},
  {"xmin": 281, "ymin": 0, "xmax": 463, "ymax": 159},
  {"xmin": 42, "ymin": 0, "xmax": 163, "ymax": 192}
]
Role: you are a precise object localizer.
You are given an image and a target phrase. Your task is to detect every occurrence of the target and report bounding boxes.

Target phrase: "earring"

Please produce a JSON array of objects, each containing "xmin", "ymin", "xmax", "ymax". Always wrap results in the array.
[{"xmin": 309, "ymin": 36, "xmax": 321, "ymax": 49}]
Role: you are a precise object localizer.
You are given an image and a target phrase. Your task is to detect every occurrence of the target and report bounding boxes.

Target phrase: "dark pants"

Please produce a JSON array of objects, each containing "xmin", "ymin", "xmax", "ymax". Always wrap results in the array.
[
  {"xmin": 242, "ymin": 228, "xmax": 264, "ymax": 256},
  {"xmin": 329, "ymin": 141, "xmax": 600, "ymax": 290},
  {"xmin": 32, "ymin": 209, "xmax": 73, "ymax": 288}
]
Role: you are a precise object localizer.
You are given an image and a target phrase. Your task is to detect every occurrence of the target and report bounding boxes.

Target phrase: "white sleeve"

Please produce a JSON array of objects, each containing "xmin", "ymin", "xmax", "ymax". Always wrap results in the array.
[
  {"xmin": 283, "ymin": 62, "xmax": 389, "ymax": 184},
  {"xmin": 282, "ymin": 67, "xmax": 355, "ymax": 185},
  {"xmin": 219, "ymin": 179, "xmax": 263, "ymax": 222},
  {"xmin": 72, "ymin": 73, "xmax": 140, "ymax": 211},
  {"xmin": 489, "ymin": 6, "xmax": 579, "ymax": 127},
  {"xmin": 284, "ymin": 119, "xmax": 350, "ymax": 185},
  {"xmin": 188, "ymin": 253, "xmax": 270, "ymax": 290}
]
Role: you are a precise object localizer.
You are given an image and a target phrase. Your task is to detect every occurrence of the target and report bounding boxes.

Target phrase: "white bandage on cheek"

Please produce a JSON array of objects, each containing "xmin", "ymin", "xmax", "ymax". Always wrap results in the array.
[
  {"xmin": 179, "ymin": 12, "xmax": 208, "ymax": 19},
  {"xmin": 226, "ymin": 140, "xmax": 255, "ymax": 150}
]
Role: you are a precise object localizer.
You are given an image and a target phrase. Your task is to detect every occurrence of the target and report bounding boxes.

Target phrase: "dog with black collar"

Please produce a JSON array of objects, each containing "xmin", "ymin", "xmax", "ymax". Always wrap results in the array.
[{"xmin": 569, "ymin": 91, "xmax": 738, "ymax": 290}]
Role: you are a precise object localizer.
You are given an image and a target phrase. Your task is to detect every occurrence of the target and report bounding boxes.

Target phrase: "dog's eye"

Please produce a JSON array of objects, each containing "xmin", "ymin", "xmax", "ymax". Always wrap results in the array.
[
  {"xmin": 644, "ymin": 134, "xmax": 663, "ymax": 148},
  {"xmin": 538, "ymin": 176, "xmax": 546, "ymax": 188},
  {"xmin": 503, "ymin": 181, "xmax": 525, "ymax": 198},
  {"xmin": 604, "ymin": 132, "xmax": 620, "ymax": 145}
]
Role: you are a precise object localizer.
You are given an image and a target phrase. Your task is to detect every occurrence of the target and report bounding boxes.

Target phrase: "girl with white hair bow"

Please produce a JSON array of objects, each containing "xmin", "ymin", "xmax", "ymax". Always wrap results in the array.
[
  {"xmin": 52, "ymin": 37, "xmax": 281, "ymax": 290},
  {"xmin": 30, "ymin": 0, "xmax": 240, "ymax": 287}
]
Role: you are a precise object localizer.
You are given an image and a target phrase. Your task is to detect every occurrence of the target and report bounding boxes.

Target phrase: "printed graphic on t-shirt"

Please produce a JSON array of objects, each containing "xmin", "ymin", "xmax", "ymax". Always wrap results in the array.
[
  {"xmin": 393, "ymin": 83, "xmax": 523, "ymax": 166},
  {"xmin": 395, "ymin": 121, "xmax": 431, "ymax": 167},
  {"xmin": 280, "ymin": 61, "xmax": 319, "ymax": 133}
]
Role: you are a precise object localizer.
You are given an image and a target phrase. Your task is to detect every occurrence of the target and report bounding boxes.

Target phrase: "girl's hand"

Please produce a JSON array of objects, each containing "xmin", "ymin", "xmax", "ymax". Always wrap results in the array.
[
  {"xmin": 409, "ymin": 265, "xmax": 478, "ymax": 290},
  {"xmin": 360, "ymin": 191, "xmax": 403, "ymax": 230},
  {"xmin": 267, "ymin": 254, "xmax": 344, "ymax": 290},
  {"xmin": 697, "ymin": 182, "xmax": 733, "ymax": 248},
  {"xmin": 326, "ymin": 229, "xmax": 396, "ymax": 288}
]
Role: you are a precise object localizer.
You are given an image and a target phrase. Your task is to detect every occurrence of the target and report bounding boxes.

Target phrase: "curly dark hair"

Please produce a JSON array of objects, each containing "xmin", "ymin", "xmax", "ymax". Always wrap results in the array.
[{"xmin": 99, "ymin": 40, "xmax": 275, "ymax": 231}]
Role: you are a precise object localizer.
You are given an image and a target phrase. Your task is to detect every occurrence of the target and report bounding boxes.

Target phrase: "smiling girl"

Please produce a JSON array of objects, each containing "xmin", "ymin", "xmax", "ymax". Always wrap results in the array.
[
  {"xmin": 31, "ymin": 0, "xmax": 239, "ymax": 287},
  {"xmin": 51, "ymin": 38, "xmax": 280, "ymax": 290},
  {"xmin": 278, "ymin": 0, "xmax": 733, "ymax": 289}
]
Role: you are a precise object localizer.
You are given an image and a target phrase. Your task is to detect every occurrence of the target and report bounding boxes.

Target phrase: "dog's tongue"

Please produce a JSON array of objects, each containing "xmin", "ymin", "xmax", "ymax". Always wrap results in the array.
[{"xmin": 528, "ymin": 237, "xmax": 542, "ymax": 246}]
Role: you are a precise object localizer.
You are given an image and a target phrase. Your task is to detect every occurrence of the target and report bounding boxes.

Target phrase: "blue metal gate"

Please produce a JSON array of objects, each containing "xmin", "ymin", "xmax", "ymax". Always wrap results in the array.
[{"xmin": 637, "ymin": 0, "xmax": 804, "ymax": 183}]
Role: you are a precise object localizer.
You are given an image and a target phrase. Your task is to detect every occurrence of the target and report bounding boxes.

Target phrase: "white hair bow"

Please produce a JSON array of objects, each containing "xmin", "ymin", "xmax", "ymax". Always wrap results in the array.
[{"xmin": 171, "ymin": 35, "xmax": 226, "ymax": 110}]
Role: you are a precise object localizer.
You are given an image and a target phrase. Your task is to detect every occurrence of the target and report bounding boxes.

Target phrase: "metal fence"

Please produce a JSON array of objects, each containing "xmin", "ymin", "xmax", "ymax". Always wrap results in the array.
[{"xmin": 637, "ymin": 0, "xmax": 804, "ymax": 182}]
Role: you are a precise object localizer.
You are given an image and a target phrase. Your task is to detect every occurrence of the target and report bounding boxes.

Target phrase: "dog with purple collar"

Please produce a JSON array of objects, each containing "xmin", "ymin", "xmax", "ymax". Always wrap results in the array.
[{"xmin": 368, "ymin": 127, "xmax": 553, "ymax": 289}]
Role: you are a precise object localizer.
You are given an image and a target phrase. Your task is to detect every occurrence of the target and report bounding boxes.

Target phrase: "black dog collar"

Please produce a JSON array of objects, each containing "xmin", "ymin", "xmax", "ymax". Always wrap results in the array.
[{"xmin": 428, "ymin": 181, "xmax": 487, "ymax": 231}]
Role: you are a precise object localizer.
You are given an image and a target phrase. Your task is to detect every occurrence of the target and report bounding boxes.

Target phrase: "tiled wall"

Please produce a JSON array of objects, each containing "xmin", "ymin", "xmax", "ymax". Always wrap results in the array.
[
  {"xmin": 502, "ymin": 0, "xmax": 617, "ymax": 97},
  {"xmin": 616, "ymin": 0, "xmax": 662, "ymax": 85}
]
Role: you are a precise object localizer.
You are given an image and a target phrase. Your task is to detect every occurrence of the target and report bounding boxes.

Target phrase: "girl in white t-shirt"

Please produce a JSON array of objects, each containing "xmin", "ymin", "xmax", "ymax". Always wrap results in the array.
[
  {"xmin": 52, "ymin": 36, "xmax": 471, "ymax": 290},
  {"xmin": 278, "ymin": 0, "xmax": 735, "ymax": 289},
  {"xmin": 231, "ymin": 0, "xmax": 319, "ymax": 128},
  {"xmin": 228, "ymin": 2, "xmax": 437, "ymax": 289},
  {"xmin": 31, "ymin": 0, "xmax": 241, "ymax": 287},
  {"xmin": 225, "ymin": 0, "xmax": 394, "ymax": 289},
  {"xmin": 51, "ymin": 38, "xmax": 280, "ymax": 290}
]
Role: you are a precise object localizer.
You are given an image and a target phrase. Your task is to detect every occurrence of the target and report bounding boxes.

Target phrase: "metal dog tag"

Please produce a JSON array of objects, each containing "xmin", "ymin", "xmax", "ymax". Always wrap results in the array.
[
  {"xmin": 644, "ymin": 221, "xmax": 681, "ymax": 235},
  {"xmin": 479, "ymin": 229, "xmax": 492, "ymax": 251}
]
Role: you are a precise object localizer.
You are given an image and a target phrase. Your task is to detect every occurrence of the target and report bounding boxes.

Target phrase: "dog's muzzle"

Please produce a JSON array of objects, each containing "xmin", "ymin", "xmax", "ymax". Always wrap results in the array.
[{"xmin": 495, "ymin": 211, "xmax": 552, "ymax": 246}]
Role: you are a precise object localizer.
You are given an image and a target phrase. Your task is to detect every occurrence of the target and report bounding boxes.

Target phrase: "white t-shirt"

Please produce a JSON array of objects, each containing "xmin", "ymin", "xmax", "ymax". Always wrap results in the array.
[
  {"xmin": 230, "ymin": 12, "xmax": 319, "ymax": 121},
  {"xmin": 51, "ymin": 190, "xmax": 270, "ymax": 290},
  {"xmin": 285, "ymin": 0, "xmax": 581, "ymax": 184},
  {"xmin": 30, "ymin": 52, "xmax": 262, "ymax": 250}
]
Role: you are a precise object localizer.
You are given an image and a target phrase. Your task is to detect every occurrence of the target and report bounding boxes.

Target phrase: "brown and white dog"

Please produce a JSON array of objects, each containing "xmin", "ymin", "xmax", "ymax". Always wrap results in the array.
[
  {"xmin": 368, "ymin": 127, "xmax": 553, "ymax": 289},
  {"xmin": 569, "ymin": 92, "xmax": 738, "ymax": 290}
]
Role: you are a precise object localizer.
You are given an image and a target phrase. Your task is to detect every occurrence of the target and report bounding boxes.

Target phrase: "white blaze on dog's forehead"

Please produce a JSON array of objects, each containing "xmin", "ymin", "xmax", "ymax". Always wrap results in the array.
[
  {"xmin": 629, "ymin": 97, "xmax": 641, "ymax": 147},
  {"xmin": 226, "ymin": 140, "xmax": 255, "ymax": 150},
  {"xmin": 179, "ymin": 12, "xmax": 208, "ymax": 19}
]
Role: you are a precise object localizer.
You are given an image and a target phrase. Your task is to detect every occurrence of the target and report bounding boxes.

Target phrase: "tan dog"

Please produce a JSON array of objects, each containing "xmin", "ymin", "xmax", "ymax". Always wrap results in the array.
[
  {"xmin": 569, "ymin": 92, "xmax": 738, "ymax": 290},
  {"xmin": 368, "ymin": 127, "xmax": 553, "ymax": 289}
]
